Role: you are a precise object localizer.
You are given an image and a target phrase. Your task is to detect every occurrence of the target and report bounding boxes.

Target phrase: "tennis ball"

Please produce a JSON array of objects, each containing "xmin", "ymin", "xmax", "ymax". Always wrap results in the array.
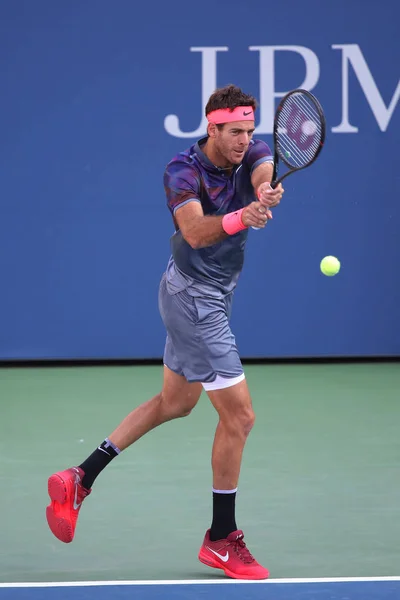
[{"xmin": 320, "ymin": 256, "xmax": 340, "ymax": 276}]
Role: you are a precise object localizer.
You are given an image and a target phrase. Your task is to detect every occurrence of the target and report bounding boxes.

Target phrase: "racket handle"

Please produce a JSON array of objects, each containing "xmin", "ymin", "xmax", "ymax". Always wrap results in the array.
[{"xmin": 252, "ymin": 206, "xmax": 272, "ymax": 231}]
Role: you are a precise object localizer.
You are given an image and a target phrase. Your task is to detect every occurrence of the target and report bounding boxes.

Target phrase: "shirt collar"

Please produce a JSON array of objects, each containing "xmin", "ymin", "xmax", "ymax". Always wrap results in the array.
[{"xmin": 194, "ymin": 136, "xmax": 241, "ymax": 174}]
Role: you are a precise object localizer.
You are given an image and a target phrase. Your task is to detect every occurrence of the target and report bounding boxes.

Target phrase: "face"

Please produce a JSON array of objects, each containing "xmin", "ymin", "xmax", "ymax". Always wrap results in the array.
[{"xmin": 209, "ymin": 121, "xmax": 255, "ymax": 167}]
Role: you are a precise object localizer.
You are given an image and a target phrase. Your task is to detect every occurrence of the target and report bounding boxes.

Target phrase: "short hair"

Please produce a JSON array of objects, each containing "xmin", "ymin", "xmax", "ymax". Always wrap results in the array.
[{"xmin": 205, "ymin": 84, "xmax": 258, "ymax": 116}]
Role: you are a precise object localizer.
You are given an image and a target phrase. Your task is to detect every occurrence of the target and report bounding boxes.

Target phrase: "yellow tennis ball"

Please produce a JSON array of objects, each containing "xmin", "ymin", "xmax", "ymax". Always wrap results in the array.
[{"xmin": 320, "ymin": 255, "xmax": 340, "ymax": 276}]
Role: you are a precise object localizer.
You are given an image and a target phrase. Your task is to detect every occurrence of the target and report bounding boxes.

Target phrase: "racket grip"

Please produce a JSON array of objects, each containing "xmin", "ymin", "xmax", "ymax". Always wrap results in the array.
[{"xmin": 252, "ymin": 210, "xmax": 272, "ymax": 230}]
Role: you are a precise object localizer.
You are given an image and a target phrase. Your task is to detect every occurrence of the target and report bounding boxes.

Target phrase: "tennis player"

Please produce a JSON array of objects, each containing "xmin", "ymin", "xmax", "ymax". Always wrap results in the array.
[{"xmin": 46, "ymin": 84, "xmax": 284, "ymax": 580}]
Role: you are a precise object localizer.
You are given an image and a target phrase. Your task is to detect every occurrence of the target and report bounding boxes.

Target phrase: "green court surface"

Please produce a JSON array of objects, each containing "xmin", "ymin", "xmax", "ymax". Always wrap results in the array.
[{"xmin": 0, "ymin": 362, "xmax": 399, "ymax": 584}]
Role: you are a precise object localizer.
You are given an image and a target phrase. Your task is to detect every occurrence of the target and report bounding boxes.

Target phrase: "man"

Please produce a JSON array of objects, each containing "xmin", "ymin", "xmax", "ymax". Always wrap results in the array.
[{"xmin": 46, "ymin": 84, "xmax": 284, "ymax": 580}]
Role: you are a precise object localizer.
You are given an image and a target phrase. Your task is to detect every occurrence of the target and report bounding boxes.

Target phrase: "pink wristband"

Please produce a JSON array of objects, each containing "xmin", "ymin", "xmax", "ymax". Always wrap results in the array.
[{"xmin": 222, "ymin": 208, "xmax": 247, "ymax": 235}]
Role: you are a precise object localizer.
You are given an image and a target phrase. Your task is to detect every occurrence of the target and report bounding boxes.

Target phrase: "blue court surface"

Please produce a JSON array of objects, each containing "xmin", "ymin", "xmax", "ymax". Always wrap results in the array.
[{"xmin": 1, "ymin": 578, "xmax": 400, "ymax": 600}]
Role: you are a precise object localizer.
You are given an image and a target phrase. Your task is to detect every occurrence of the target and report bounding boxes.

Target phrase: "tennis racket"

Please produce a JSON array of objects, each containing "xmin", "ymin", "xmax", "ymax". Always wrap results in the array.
[
  {"xmin": 252, "ymin": 88, "xmax": 325, "ymax": 229},
  {"xmin": 270, "ymin": 87, "xmax": 326, "ymax": 188}
]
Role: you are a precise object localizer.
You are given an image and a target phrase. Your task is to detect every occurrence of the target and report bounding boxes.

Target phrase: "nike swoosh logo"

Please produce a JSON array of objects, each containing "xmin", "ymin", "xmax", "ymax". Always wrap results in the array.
[
  {"xmin": 98, "ymin": 446, "xmax": 110, "ymax": 455},
  {"xmin": 243, "ymin": 111, "xmax": 252, "ymax": 116},
  {"xmin": 72, "ymin": 473, "xmax": 82, "ymax": 510},
  {"xmin": 206, "ymin": 547, "xmax": 229, "ymax": 562}
]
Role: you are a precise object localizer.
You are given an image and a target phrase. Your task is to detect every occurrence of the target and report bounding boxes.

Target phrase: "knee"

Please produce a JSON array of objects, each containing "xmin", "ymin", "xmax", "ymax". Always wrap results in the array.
[
  {"xmin": 240, "ymin": 408, "xmax": 255, "ymax": 437},
  {"xmin": 158, "ymin": 391, "xmax": 195, "ymax": 420},
  {"xmin": 222, "ymin": 406, "xmax": 255, "ymax": 438},
  {"xmin": 175, "ymin": 403, "xmax": 194, "ymax": 418},
  {"xmin": 183, "ymin": 409, "xmax": 193, "ymax": 418}
]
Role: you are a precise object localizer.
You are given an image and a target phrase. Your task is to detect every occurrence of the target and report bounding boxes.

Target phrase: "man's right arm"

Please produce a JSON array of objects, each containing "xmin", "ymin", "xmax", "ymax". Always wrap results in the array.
[
  {"xmin": 175, "ymin": 201, "xmax": 272, "ymax": 249},
  {"xmin": 164, "ymin": 160, "xmax": 271, "ymax": 249},
  {"xmin": 174, "ymin": 202, "xmax": 227, "ymax": 249}
]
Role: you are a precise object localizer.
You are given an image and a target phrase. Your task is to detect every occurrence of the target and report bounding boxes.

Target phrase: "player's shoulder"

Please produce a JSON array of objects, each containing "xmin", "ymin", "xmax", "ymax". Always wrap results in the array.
[
  {"xmin": 165, "ymin": 142, "xmax": 200, "ymax": 176},
  {"xmin": 246, "ymin": 137, "xmax": 272, "ymax": 154},
  {"xmin": 164, "ymin": 143, "xmax": 202, "ymax": 191},
  {"xmin": 244, "ymin": 138, "xmax": 273, "ymax": 169}
]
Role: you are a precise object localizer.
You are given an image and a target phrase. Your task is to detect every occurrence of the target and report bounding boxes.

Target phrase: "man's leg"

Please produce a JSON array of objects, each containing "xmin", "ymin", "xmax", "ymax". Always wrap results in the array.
[
  {"xmin": 83, "ymin": 365, "xmax": 202, "ymax": 473},
  {"xmin": 208, "ymin": 379, "xmax": 254, "ymax": 490},
  {"xmin": 46, "ymin": 366, "xmax": 202, "ymax": 543},
  {"xmin": 207, "ymin": 377, "xmax": 255, "ymax": 539},
  {"xmin": 198, "ymin": 375, "xmax": 269, "ymax": 580}
]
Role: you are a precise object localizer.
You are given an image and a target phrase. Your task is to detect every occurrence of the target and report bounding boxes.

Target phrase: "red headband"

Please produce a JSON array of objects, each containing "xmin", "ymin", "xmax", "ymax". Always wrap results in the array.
[{"xmin": 206, "ymin": 106, "xmax": 255, "ymax": 124}]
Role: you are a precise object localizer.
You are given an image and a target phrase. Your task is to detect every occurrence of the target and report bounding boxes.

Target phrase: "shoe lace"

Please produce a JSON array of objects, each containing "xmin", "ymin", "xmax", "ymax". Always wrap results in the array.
[{"xmin": 231, "ymin": 534, "xmax": 255, "ymax": 564}]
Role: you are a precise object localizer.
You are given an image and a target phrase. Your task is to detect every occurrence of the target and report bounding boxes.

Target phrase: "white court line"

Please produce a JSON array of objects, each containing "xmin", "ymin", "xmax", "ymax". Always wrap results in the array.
[{"xmin": 1, "ymin": 577, "xmax": 400, "ymax": 588}]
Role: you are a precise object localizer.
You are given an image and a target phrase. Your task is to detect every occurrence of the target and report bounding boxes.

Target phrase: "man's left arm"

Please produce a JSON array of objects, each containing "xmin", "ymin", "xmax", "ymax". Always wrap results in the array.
[
  {"xmin": 251, "ymin": 161, "xmax": 284, "ymax": 208},
  {"xmin": 247, "ymin": 140, "xmax": 284, "ymax": 208}
]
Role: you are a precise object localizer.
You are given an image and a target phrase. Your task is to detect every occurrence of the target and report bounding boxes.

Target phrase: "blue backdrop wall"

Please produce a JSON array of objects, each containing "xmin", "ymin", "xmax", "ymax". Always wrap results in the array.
[{"xmin": 1, "ymin": 0, "xmax": 399, "ymax": 360}]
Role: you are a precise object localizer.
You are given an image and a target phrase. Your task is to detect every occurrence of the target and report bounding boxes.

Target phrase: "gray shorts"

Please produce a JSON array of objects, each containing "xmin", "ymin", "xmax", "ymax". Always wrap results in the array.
[{"xmin": 158, "ymin": 273, "xmax": 243, "ymax": 384}]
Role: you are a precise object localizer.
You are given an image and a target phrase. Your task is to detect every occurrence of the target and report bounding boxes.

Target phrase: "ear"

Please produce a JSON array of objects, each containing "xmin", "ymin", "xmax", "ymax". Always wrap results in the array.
[{"xmin": 207, "ymin": 122, "xmax": 217, "ymax": 138}]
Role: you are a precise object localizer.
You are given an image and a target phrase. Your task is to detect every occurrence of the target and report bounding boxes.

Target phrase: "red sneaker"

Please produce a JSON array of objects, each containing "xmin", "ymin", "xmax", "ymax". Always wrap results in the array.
[
  {"xmin": 46, "ymin": 467, "xmax": 91, "ymax": 543},
  {"xmin": 198, "ymin": 529, "xmax": 269, "ymax": 580}
]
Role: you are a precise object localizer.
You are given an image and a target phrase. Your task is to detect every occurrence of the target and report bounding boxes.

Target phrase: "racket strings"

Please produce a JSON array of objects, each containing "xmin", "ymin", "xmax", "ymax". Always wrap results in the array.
[{"xmin": 276, "ymin": 93, "xmax": 323, "ymax": 168}]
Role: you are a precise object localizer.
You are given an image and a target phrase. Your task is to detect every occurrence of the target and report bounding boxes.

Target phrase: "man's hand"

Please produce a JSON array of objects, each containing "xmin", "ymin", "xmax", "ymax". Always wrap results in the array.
[
  {"xmin": 257, "ymin": 182, "xmax": 284, "ymax": 208},
  {"xmin": 242, "ymin": 202, "xmax": 273, "ymax": 229}
]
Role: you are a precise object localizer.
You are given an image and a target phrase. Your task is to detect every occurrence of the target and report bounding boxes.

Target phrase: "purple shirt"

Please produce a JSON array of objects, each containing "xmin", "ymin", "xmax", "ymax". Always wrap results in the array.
[{"xmin": 163, "ymin": 136, "xmax": 273, "ymax": 297}]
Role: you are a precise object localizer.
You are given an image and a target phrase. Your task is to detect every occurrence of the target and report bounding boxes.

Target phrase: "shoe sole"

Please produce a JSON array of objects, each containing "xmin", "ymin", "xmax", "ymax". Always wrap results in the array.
[
  {"xmin": 46, "ymin": 474, "xmax": 74, "ymax": 543},
  {"xmin": 198, "ymin": 549, "xmax": 269, "ymax": 580}
]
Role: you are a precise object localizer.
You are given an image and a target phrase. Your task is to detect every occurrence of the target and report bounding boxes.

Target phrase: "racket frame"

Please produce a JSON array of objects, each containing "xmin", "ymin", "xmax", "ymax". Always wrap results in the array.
[{"xmin": 271, "ymin": 88, "xmax": 326, "ymax": 189}]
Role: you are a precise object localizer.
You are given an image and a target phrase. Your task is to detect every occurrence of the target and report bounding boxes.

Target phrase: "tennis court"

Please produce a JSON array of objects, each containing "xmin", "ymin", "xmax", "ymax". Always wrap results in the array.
[{"xmin": 1, "ymin": 362, "xmax": 399, "ymax": 598}]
